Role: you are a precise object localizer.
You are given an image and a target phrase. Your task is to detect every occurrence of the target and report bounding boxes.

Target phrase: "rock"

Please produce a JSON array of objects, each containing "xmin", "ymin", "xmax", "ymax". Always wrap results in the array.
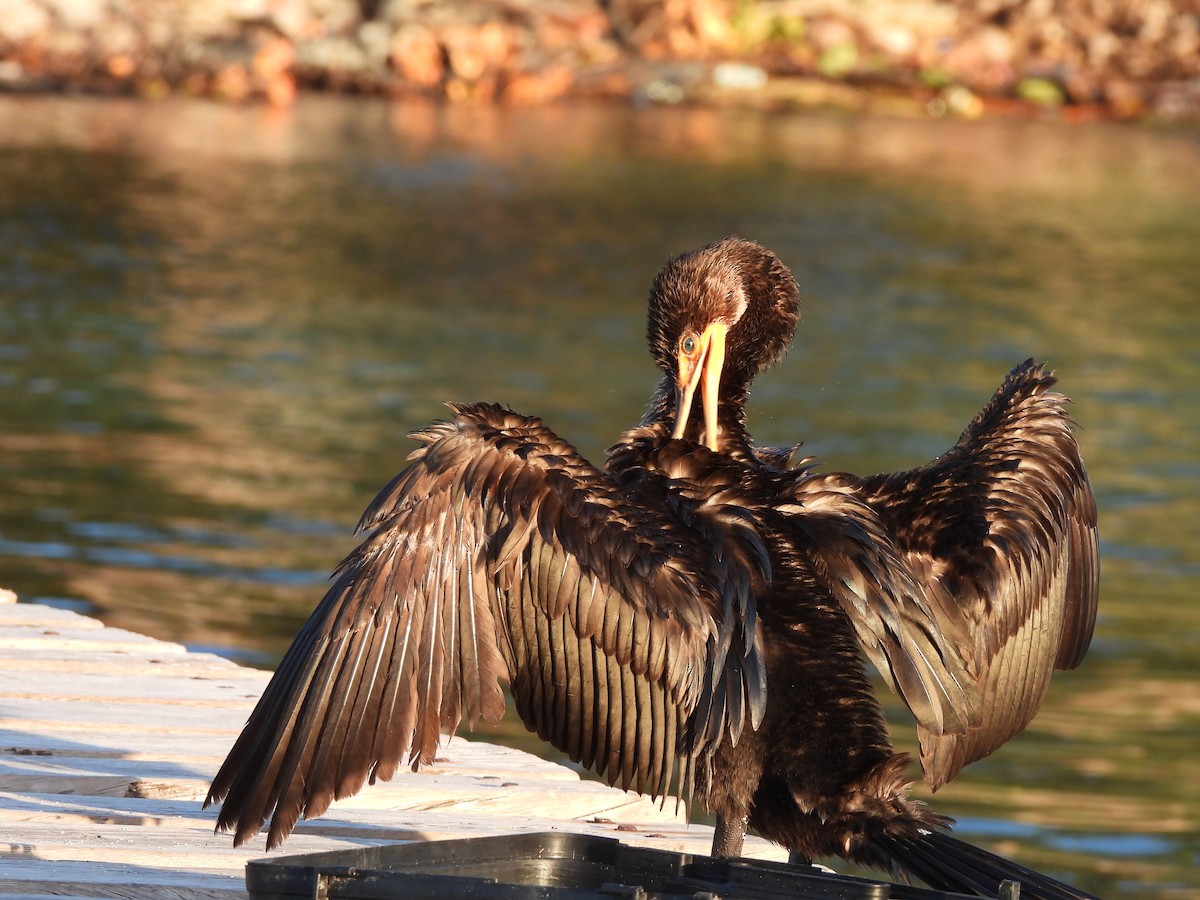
[
  {"xmin": 47, "ymin": 0, "xmax": 108, "ymax": 31},
  {"xmin": 0, "ymin": 0, "xmax": 51, "ymax": 43},
  {"xmin": 0, "ymin": 0, "xmax": 1196, "ymax": 118},
  {"xmin": 391, "ymin": 24, "xmax": 444, "ymax": 89},
  {"xmin": 711, "ymin": 61, "xmax": 767, "ymax": 91},
  {"xmin": 503, "ymin": 62, "xmax": 574, "ymax": 104}
]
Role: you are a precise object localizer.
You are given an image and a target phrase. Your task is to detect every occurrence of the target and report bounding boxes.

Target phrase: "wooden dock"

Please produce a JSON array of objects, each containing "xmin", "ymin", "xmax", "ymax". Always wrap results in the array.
[{"xmin": 0, "ymin": 589, "xmax": 785, "ymax": 899}]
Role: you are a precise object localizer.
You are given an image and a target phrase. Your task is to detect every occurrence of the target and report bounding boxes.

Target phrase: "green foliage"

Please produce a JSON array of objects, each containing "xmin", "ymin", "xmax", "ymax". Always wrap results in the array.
[
  {"xmin": 818, "ymin": 41, "xmax": 858, "ymax": 78},
  {"xmin": 731, "ymin": 0, "xmax": 806, "ymax": 47},
  {"xmin": 1016, "ymin": 76, "xmax": 1065, "ymax": 106}
]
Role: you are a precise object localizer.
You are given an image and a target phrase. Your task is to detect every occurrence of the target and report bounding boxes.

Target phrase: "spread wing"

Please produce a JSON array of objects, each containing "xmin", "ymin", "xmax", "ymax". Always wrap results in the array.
[
  {"xmin": 845, "ymin": 359, "xmax": 1099, "ymax": 788},
  {"xmin": 205, "ymin": 402, "xmax": 765, "ymax": 848}
]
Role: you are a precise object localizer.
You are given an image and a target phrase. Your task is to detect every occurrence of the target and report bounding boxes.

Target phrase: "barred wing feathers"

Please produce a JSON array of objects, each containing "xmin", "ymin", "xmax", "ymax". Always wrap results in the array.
[
  {"xmin": 206, "ymin": 402, "xmax": 763, "ymax": 848},
  {"xmin": 851, "ymin": 359, "xmax": 1099, "ymax": 788}
]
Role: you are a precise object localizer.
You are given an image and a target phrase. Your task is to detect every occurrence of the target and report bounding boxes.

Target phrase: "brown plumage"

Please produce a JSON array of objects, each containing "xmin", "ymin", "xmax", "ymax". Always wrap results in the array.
[
  {"xmin": 206, "ymin": 238, "xmax": 1098, "ymax": 899},
  {"xmin": 207, "ymin": 401, "xmax": 767, "ymax": 849}
]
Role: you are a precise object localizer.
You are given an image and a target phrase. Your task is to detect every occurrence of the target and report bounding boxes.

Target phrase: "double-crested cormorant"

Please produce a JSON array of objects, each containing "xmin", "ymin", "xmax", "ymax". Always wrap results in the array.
[
  {"xmin": 611, "ymin": 238, "xmax": 1098, "ymax": 897},
  {"xmin": 207, "ymin": 238, "xmax": 1099, "ymax": 899}
]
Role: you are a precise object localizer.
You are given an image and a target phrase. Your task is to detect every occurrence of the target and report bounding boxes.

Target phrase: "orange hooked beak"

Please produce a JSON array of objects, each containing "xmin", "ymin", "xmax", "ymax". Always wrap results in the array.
[{"xmin": 671, "ymin": 322, "xmax": 728, "ymax": 451}]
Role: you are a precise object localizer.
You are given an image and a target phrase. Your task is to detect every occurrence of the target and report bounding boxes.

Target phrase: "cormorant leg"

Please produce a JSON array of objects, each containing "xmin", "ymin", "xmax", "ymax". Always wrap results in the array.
[{"xmin": 711, "ymin": 813, "xmax": 748, "ymax": 858}]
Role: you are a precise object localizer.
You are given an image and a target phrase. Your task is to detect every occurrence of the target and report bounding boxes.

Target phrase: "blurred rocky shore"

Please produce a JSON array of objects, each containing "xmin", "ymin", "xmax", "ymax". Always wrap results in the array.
[{"xmin": 2, "ymin": 0, "xmax": 1198, "ymax": 120}]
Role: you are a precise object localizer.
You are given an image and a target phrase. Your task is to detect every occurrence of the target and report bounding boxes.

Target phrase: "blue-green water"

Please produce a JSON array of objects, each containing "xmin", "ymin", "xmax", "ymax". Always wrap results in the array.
[{"xmin": 1, "ymin": 96, "xmax": 1197, "ymax": 897}]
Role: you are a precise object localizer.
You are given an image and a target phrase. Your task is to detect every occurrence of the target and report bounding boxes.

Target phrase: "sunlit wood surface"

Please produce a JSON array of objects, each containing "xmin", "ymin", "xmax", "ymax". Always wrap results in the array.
[{"xmin": 0, "ymin": 589, "xmax": 785, "ymax": 899}]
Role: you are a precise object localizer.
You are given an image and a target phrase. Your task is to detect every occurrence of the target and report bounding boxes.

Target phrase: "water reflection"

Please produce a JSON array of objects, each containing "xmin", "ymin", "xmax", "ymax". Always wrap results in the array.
[{"xmin": 1, "ymin": 96, "xmax": 1198, "ymax": 898}]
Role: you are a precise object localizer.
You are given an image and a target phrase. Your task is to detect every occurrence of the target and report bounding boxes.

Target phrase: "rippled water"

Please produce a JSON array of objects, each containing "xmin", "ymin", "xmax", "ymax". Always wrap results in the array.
[{"xmin": 1, "ymin": 96, "xmax": 1197, "ymax": 897}]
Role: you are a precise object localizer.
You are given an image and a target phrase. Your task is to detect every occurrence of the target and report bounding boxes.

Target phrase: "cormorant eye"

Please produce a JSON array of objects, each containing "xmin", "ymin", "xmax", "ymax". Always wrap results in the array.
[{"xmin": 681, "ymin": 335, "xmax": 697, "ymax": 354}]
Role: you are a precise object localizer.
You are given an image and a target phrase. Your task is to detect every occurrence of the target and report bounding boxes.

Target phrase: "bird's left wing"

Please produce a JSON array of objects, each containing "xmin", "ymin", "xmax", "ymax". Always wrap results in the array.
[
  {"xmin": 206, "ymin": 403, "xmax": 764, "ymax": 848},
  {"xmin": 849, "ymin": 360, "xmax": 1099, "ymax": 788}
]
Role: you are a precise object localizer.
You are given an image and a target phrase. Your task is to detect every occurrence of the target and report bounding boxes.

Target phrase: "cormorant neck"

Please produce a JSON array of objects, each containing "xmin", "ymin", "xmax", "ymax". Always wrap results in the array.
[{"xmin": 641, "ymin": 374, "xmax": 755, "ymax": 457}]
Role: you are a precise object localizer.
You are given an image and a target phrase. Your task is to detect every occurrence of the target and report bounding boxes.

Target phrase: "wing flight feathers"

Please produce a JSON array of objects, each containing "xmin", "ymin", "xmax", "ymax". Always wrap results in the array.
[
  {"xmin": 850, "ymin": 360, "xmax": 1099, "ymax": 786},
  {"xmin": 206, "ymin": 402, "xmax": 761, "ymax": 847},
  {"xmin": 1056, "ymin": 478, "xmax": 1100, "ymax": 670}
]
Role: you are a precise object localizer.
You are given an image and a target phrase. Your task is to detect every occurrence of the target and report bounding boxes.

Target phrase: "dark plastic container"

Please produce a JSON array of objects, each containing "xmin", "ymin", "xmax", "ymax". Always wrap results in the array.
[{"xmin": 246, "ymin": 831, "xmax": 995, "ymax": 900}]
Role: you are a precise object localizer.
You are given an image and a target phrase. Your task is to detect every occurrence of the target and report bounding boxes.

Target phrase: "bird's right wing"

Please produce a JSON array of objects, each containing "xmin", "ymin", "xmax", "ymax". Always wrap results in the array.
[{"xmin": 205, "ymin": 402, "xmax": 764, "ymax": 848}]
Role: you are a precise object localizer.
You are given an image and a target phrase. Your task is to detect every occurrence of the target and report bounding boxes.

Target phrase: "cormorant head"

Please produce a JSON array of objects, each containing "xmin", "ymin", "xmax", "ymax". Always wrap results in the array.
[{"xmin": 647, "ymin": 237, "xmax": 800, "ymax": 450}]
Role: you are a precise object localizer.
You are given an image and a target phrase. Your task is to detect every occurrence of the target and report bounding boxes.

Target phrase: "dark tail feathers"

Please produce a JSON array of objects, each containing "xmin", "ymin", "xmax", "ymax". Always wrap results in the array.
[{"xmin": 875, "ymin": 829, "xmax": 1100, "ymax": 900}]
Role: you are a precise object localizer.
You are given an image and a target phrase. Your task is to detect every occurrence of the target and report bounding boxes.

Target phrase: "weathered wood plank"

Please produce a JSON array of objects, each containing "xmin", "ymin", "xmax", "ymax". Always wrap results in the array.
[
  {"xmin": 0, "ymin": 791, "xmax": 675, "ymax": 832},
  {"xmin": 0, "ymin": 887, "xmax": 243, "ymax": 900},
  {"xmin": 0, "ymin": 698, "xmax": 255, "ymax": 731},
  {"xmin": 0, "ymin": 732, "xmax": 582, "ymax": 784},
  {"xmin": 0, "ymin": 650, "xmax": 262, "ymax": 678},
  {"xmin": 0, "ymin": 760, "xmax": 657, "ymax": 811},
  {"xmin": 0, "ymin": 624, "xmax": 187, "ymax": 654},
  {"xmin": 0, "ymin": 728, "xmax": 254, "ymax": 761},
  {"xmin": 0, "ymin": 745, "xmax": 579, "ymax": 784},
  {"xmin": 3, "ymin": 803, "xmax": 737, "ymax": 865},
  {"xmin": 0, "ymin": 596, "xmax": 787, "ymax": 900},
  {"xmin": 0, "ymin": 671, "xmax": 268, "ymax": 704}
]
